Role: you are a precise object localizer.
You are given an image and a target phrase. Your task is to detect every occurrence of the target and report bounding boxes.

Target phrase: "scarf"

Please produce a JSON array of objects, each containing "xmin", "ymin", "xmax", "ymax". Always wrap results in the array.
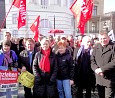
[
  {"xmin": 4, "ymin": 51, "xmax": 13, "ymax": 66},
  {"xmin": 39, "ymin": 48, "xmax": 51, "ymax": 72},
  {"xmin": 77, "ymin": 45, "xmax": 93, "ymax": 60}
]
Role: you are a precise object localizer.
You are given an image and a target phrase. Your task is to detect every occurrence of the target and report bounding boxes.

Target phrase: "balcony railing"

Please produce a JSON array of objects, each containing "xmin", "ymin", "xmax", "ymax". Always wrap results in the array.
[{"xmin": 40, "ymin": 5, "xmax": 48, "ymax": 9}]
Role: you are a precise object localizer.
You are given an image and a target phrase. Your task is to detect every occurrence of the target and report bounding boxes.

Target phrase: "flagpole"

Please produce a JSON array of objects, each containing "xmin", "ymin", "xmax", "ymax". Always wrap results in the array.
[
  {"xmin": 87, "ymin": 21, "xmax": 90, "ymax": 35},
  {"xmin": 0, "ymin": 1, "xmax": 15, "ymax": 31},
  {"xmin": 25, "ymin": 29, "xmax": 30, "ymax": 38},
  {"xmin": 54, "ymin": 15, "xmax": 55, "ymax": 36}
]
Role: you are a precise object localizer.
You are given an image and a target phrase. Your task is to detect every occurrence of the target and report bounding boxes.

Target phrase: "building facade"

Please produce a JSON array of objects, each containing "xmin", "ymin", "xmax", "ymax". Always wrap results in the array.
[
  {"xmin": 86, "ymin": 0, "xmax": 104, "ymax": 35},
  {"xmin": 2, "ymin": 0, "xmax": 110, "ymax": 38},
  {"xmin": 4, "ymin": 0, "xmax": 75, "ymax": 38}
]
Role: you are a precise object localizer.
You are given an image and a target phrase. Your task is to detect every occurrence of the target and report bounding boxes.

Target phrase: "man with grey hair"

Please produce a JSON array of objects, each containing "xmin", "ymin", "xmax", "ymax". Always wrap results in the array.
[
  {"xmin": 74, "ymin": 36, "xmax": 95, "ymax": 98},
  {"xmin": 91, "ymin": 31, "xmax": 115, "ymax": 98}
]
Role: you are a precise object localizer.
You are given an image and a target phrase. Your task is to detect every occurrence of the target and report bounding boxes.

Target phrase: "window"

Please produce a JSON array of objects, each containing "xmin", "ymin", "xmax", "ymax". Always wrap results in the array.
[
  {"xmin": 57, "ymin": 0, "xmax": 61, "ymax": 6},
  {"xmin": 32, "ymin": 0, "xmax": 37, "ymax": 4},
  {"xmin": 92, "ymin": 22, "xmax": 97, "ymax": 33},
  {"xmin": 0, "ymin": 33, "xmax": 3, "ymax": 40},
  {"xmin": 12, "ymin": 14, "xmax": 17, "ymax": 24},
  {"xmin": 9, "ymin": 0, "xmax": 13, "ymax": 3},
  {"xmin": 41, "ymin": 0, "xmax": 48, "ymax": 6},
  {"xmin": 12, "ymin": 30, "xmax": 18, "ymax": 38},
  {"xmin": 70, "ymin": 0, "xmax": 74, "ymax": 5},
  {"xmin": 71, "ymin": 17, "xmax": 74, "ymax": 26},
  {"xmin": 92, "ymin": 6, "xmax": 97, "ymax": 16},
  {"xmin": 50, "ymin": 0, "xmax": 60, "ymax": 5},
  {"xmin": 63, "ymin": 0, "xmax": 67, "ymax": 7},
  {"xmin": 40, "ymin": 19, "xmax": 52, "ymax": 28}
]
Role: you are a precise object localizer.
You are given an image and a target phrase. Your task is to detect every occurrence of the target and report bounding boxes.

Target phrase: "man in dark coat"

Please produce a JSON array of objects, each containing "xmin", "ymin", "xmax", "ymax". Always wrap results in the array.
[
  {"xmin": 74, "ymin": 36, "xmax": 95, "ymax": 98},
  {"xmin": 91, "ymin": 31, "xmax": 115, "ymax": 98},
  {"xmin": 19, "ymin": 38, "xmax": 36, "ymax": 98}
]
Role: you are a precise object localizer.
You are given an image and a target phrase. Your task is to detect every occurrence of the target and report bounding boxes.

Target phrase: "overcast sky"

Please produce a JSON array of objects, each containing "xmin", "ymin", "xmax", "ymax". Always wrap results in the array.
[{"xmin": 104, "ymin": 0, "xmax": 115, "ymax": 13}]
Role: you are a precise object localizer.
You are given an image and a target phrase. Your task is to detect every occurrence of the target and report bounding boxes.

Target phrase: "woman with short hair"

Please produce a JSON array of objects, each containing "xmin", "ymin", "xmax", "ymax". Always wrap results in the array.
[
  {"xmin": 56, "ymin": 41, "xmax": 74, "ymax": 98},
  {"xmin": 0, "ymin": 40, "xmax": 18, "ymax": 70}
]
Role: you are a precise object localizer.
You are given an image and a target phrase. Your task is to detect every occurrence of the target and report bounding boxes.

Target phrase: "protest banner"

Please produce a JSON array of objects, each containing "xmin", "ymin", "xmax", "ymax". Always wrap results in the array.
[
  {"xmin": 108, "ymin": 30, "xmax": 115, "ymax": 42},
  {"xmin": 18, "ymin": 71, "xmax": 35, "ymax": 88},
  {"xmin": 0, "ymin": 70, "xmax": 18, "ymax": 98}
]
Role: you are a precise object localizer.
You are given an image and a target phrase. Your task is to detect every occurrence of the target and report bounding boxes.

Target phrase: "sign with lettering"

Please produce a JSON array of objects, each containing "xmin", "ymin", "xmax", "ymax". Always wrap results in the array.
[
  {"xmin": 0, "ymin": 70, "xmax": 18, "ymax": 84},
  {"xmin": 18, "ymin": 71, "xmax": 35, "ymax": 88},
  {"xmin": 0, "ymin": 70, "xmax": 18, "ymax": 98}
]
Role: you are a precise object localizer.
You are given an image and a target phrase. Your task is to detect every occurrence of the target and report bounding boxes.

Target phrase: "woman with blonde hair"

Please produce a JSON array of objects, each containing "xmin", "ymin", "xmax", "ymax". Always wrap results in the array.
[{"xmin": 32, "ymin": 38, "xmax": 58, "ymax": 98}]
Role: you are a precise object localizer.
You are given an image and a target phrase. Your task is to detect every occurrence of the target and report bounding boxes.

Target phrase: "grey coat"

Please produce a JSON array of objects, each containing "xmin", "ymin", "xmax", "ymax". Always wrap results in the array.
[{"xmin": 91, "ymin": 41, "xmax": 115, "ymax": 87}]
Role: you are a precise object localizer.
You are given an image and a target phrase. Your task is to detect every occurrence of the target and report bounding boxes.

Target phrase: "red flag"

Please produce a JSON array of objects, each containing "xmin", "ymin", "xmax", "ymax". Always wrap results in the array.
[
  {"xmin": 70, "ymin": 0, "xmax": 87, "ymax": 34},
  {"xmin": 17, "ymin": 0, "xmax": 26, "ymax": 29},
  {"xmin": 30, "ymin": 16, "xmax": 40, "ymax": 41},
  {"xmin": 78, "ymin": 0, "xmax": 93, "ymax": 34},
  {"xmin": 86, "ymin": 0, "xmax": 93, "ymax": 21},
  {"xmin": 12, "ymin": 0, "xmax": 20, "ymax": 8},
  {"xmin": 70, "ymin": 0, "xmax": 93, "ymax": 35}
]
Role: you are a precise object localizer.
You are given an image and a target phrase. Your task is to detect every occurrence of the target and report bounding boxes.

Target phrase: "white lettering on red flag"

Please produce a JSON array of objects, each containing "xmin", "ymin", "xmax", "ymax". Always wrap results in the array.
[
  {"xmin": 70, "ymin": 0, "xmax": 93, "ymax": 34},
  {"xmin": 17, "ymin": 0, "xmax": 26, "ymax": 29}
]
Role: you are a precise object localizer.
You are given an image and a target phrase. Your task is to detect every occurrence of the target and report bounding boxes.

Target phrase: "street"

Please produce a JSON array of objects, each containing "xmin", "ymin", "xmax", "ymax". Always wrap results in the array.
[
  {"xmin": 18, "ymin": 86, "xmax": 24, "ymax": 98},
  {"xmin": 18, "ymin": 86, "xmax": 99, "ymax": 98}
]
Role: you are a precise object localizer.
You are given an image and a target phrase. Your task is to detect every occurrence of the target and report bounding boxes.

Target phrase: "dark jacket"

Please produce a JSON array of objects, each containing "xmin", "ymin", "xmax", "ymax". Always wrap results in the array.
[
  {"xmin": 32, "ymin": 50, "xmax": 58, "ymax": 97},
  {"xmin": 91, "ymin": 41, "xmax": 115, "ymax": 87},
  {"xmin": 74, "ymin": 46, "xmax": 96, "ymax": 88},
  {"xmin": 56, "ymin": 50, "xmax": 74, "ymax": 80},
  {"xmin": 19, "ymin": 50, "xmax": 36, "ymax": 73}
]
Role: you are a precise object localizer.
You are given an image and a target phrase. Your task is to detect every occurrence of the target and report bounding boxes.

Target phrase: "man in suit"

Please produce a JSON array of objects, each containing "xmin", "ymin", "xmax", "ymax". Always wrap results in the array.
[
  {"xmin": 91, "ymin": 31, "xmax": 115, "ymax": 98},
  {"xmin": 19, "ymin": 38, "xmax": 36, "ymax": 98}
]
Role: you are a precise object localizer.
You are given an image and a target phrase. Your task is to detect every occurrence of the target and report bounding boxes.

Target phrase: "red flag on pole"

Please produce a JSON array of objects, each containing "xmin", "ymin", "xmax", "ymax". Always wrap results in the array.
[
  {"xmin": 12, "ymin": 0, "xmax": 20, "ymax": 8},
  {"xmin": 70, "ymin": 0, "xmax": 93, "ymax": 35},
  {"xmin": 17, "ymin": 0, "xmax": 26, "ymax": 29},
  {"xmin": 70, "ymin": 0, "xmax": 87, "ymax": 35},
  {"xmin": 13, "ymin": 0, "xmax": 26, "ymax": 29},
  {"xmin": 30, "ymin": 16, "xmax": 40, "ymax": 41}
]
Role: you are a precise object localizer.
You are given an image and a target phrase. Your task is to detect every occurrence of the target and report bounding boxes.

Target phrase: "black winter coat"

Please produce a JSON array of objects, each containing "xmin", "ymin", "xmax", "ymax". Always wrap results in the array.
[
  {"xmin": 74, "ymin": 47, "xmax": 96, "ymax": 88},
  {"xmin": 32, "ymin": 50, "xmax": 58, "ymax": 97},
  {"xmin": 19, "ymin": 50, "xmax": 36, "ymax": 73},
  {"xmin": 56, "ymin": 50, "xmax": 74, "ymax": 80},
  {"xmin": 91, "ymin": 42, "xmax": 115, "ymax": 87}
]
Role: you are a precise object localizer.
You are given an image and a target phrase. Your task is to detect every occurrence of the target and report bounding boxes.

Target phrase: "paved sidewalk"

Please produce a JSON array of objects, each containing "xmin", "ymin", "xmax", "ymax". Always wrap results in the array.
[
  {"xmin": 18, "ymin": 86, "xmax": 24, "ymax": 98},
  {"xmin": 18, "ymin": 86, "xmax": 99, "ymax": 98}
]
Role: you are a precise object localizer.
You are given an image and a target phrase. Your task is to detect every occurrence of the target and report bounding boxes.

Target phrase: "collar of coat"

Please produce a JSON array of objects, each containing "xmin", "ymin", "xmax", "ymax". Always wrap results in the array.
[
  {"xmin": 96, "ymin": 41, "xmax": 114, "ymax": 54},
  {"xmin": 39, "ymin": 47, "xmax": 55, "ymax": 58}
]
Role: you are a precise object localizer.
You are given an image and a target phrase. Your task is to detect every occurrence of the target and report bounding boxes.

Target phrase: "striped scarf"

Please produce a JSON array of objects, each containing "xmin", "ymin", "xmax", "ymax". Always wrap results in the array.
[{"xmin": 3, "ymin": 51, "xmax": 13, "ymax": 66}]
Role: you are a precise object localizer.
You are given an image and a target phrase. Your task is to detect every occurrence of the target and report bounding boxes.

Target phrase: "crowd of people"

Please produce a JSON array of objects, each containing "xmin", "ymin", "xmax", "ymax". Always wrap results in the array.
[{"xmin": 0, "ymin": 30, "xmax": 115, "ymax": 98}]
